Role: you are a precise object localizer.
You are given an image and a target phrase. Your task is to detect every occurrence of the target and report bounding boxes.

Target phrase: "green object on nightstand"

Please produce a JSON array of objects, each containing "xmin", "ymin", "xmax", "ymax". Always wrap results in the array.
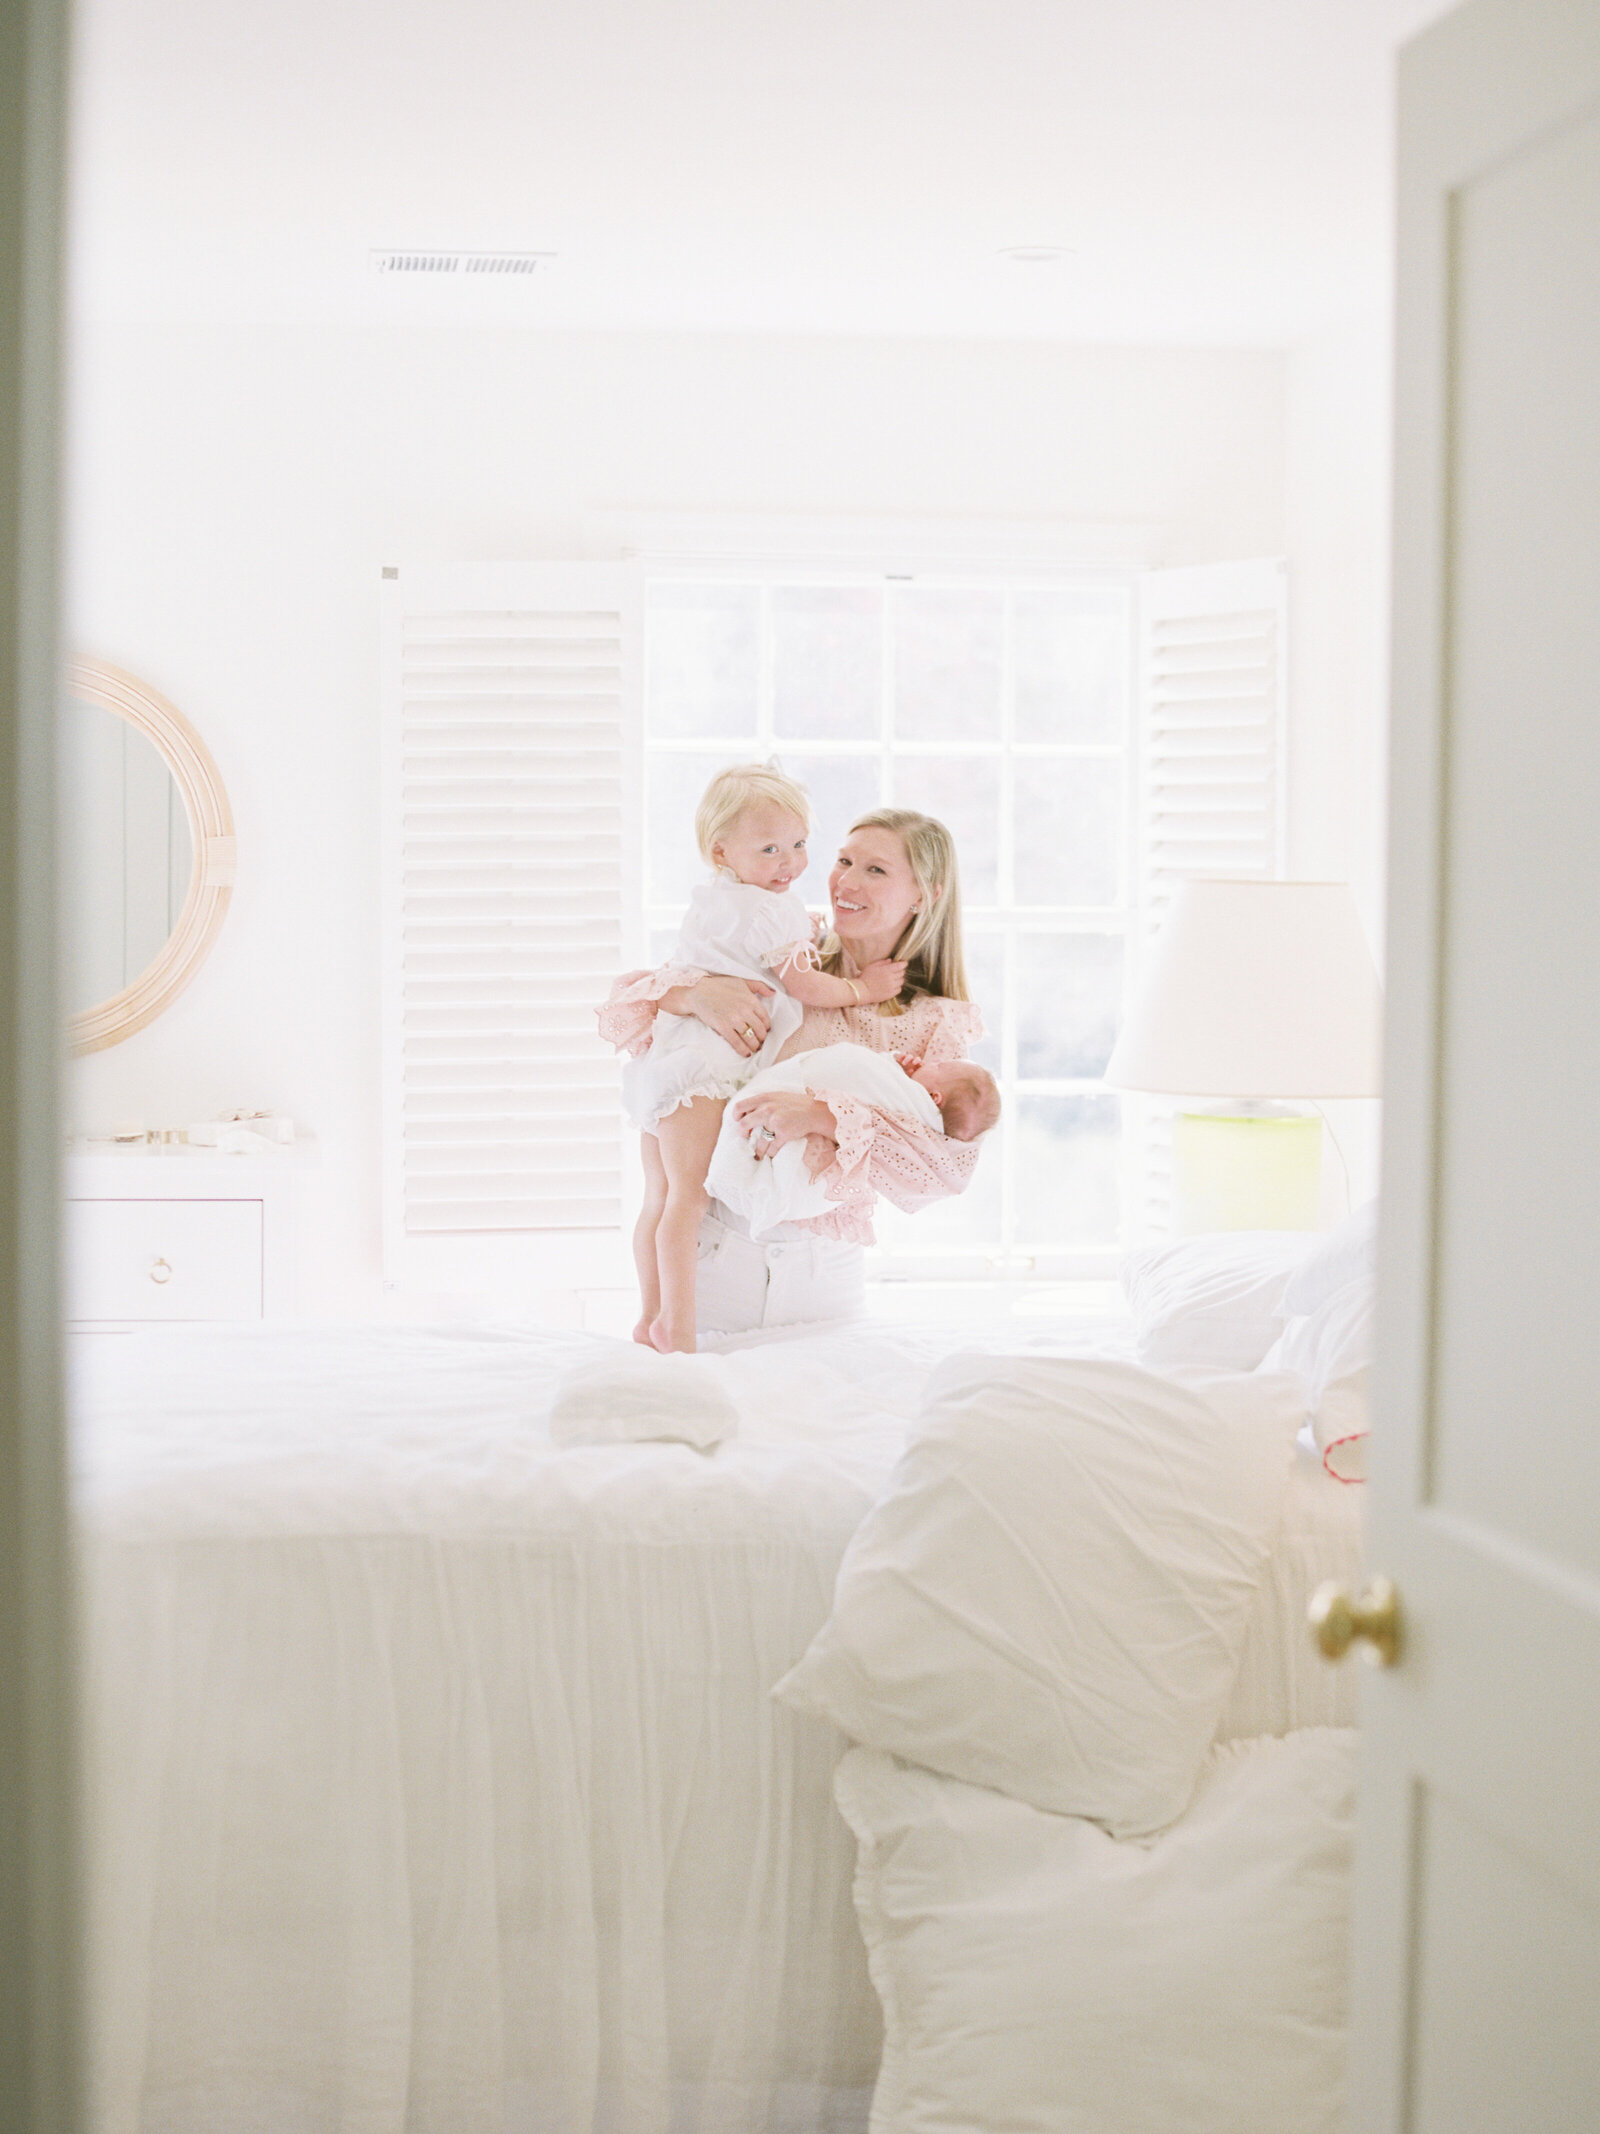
[{"xmin": 1172, "ymin": 1109, "xmax": 1323, "ymax": 1233}]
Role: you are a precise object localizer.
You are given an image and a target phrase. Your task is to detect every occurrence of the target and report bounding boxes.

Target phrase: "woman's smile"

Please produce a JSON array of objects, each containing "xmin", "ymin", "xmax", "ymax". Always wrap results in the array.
[{"xmin": 829, "ymin": 826, "xmax": 919, "ymax": 953}]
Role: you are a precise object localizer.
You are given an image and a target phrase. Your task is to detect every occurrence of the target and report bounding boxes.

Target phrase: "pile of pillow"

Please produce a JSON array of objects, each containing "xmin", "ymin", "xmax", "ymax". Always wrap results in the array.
[
  {"xmin": 772, "ymin": 1207, "xmax": 1379, "ymax": 2133},
  {"xmin": 775, "ymin": 1351, "xmax": 1307, "ymax": 1838},
  {"xmin": 836, "ymin": 1728, "xmax": 1355, "ymax": 2134},
  {"xmin": 1123, "ymin": 1201, "xmax": 1379, "ymax": 1482}
]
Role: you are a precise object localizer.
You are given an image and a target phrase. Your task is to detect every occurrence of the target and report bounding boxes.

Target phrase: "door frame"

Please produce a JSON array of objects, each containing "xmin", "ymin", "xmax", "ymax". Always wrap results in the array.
[{"xmin": 0, "ymin": 1, "xmax": 77, "ymax": 2128}]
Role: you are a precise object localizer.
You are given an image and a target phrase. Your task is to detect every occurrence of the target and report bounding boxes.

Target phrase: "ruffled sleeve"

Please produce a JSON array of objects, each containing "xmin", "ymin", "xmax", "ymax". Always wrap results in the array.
[
  {"xmin": 781, "ymin": 990, "xmax": 987, "ymax": 1241},
  {"xmin": 594, "ymin": 966, "xmax": 706, "ymax": 1059},
  {"xmin": 905, "ymin": 995, "xmax": 984, "ymax": 1063},
  {"xmin": 798, "ymin": 1094, "xmax": 983, "ymax": 1245}
]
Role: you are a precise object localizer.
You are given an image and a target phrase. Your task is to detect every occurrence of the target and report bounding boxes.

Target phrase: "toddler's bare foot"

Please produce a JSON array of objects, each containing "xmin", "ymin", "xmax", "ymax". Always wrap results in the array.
[
  {"xmin": 631, "ymin": 1317, "xmax": 655, "ymax": 1346},
  {"xmin": 649, "ymin": 1313, "xmax": 696, "ymax": 1354}
]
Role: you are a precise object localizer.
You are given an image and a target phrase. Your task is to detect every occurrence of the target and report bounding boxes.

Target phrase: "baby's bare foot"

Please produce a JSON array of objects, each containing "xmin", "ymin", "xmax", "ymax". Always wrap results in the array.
[{"xmin": 631, "ymin": 1317, "xmax": 655, "ymax": 1346}]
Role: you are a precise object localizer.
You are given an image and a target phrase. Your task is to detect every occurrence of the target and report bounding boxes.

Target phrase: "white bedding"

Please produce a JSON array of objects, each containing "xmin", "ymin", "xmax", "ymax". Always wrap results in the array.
[
  {"xmin": 71, "ymin": 1314, "xmax": 1360, "ymax": 2134},
  {"xmin": 837, "ymin": 1729, "xmax": 1357, "ymax": 2134}
]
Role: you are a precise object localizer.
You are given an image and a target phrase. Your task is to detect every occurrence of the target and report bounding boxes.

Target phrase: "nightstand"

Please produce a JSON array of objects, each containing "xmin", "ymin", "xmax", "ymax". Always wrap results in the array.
[{"xmin": 64, "ymin": 1146, "xmax": 302, "ymax": 1326}]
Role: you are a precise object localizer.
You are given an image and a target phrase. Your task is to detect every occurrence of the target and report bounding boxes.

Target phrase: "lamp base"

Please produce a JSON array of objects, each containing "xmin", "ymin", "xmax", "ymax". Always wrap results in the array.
[{"xmin": 1172, "ymin": 1109, "xmax": 1322, "ymax": 1234}]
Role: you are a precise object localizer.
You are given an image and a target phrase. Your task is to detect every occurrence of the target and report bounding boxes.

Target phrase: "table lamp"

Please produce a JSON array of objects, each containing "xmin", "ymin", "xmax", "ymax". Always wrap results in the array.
[{"xmin": 1103, "ymin": 879, "xmax": 1383, "ymax": 1232}]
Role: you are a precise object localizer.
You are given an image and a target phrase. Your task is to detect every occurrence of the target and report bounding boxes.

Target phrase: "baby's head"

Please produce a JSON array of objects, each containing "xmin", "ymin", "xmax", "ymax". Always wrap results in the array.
[
  {"xmin": 695, "ymin": 762, "xmax": 813, "ymax": 892},
  {"xmin": 912, "ymin": 1059, "xmax": 1002, "ymax": 1143}
]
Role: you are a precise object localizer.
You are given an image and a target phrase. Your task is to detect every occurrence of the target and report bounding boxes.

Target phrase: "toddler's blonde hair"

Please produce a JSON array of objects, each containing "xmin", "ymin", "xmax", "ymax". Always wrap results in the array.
[{"xmin": 694, "ymin": 761, "xmax": 813, "ymax": 866}]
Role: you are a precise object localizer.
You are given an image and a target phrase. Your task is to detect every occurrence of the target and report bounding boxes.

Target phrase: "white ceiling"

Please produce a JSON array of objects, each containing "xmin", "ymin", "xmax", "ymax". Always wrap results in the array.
[{"xmin": 68, "ymin": 0, "xmax": 1457, "ymax": 344}]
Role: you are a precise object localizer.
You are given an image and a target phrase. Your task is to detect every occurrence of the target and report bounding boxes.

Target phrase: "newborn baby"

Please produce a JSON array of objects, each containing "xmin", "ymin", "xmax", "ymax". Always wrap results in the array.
[{"xmin": 706, "ymin": 1041, "xmax": 1001, "ymax": 1243}]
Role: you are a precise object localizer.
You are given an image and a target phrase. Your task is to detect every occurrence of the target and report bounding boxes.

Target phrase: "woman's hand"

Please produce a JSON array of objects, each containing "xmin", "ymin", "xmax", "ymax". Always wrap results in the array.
[
  {"xmin": 731, "ymin": 1088, "xmax": 839, "ymax": 1163},
  {"xmin": 853, "ymin": 958, "xmax": 907, "ymax": 1005},
  {"xmin": 659, "ymin": 974, "xmax": 775, "ymax": 1057}
]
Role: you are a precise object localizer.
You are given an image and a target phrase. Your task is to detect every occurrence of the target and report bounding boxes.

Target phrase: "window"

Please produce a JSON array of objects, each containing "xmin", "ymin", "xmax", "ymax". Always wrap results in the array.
[
  {"xmin": 381, "ymin": 551, "xmax": 1284, "ymax": 1289},
  {"xmin": 642, "ymin": 571, "xmax": 1138, "ymax": 1274}
]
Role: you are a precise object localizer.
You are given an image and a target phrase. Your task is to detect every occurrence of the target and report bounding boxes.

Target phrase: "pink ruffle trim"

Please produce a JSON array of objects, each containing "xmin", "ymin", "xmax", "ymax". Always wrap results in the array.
[
  {"xmin": 812, "ymin": 1095, "xmax": 878, "ymax": 1214},
  {"xmin": 595, "ymin": 965, "xmax": 707, "ymax": 1058},
  {"xmin": 918, "ymin": 999, "xmax": 984, "ymax": 1062},
  {"xmin": 1320, "ymin": 1431, "xmax": 1369, "ymax": 1485}
]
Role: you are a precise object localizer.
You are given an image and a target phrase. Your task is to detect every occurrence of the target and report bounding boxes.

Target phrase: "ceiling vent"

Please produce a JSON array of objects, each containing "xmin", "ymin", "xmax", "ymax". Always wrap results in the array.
[{"xmin": 371, "ymin": 250, "xmax": 555, "ymax": 278}]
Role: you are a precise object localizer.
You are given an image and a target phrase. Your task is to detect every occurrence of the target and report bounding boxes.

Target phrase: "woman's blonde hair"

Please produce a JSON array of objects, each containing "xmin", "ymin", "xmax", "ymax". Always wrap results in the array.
[
  {"xmin": 819, "ymin": 807, "xmax": 970, "ymax": 1010},
  {"xmin": 693, "ymin": 761, "xmax": 812, "ymax": 867}
]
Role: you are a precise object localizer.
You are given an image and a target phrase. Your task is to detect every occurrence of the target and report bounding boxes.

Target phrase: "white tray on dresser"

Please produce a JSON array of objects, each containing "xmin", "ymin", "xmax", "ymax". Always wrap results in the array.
[{"xmin": 65, "ymin": 1145, "xmax": 305, "ymax": 1327}]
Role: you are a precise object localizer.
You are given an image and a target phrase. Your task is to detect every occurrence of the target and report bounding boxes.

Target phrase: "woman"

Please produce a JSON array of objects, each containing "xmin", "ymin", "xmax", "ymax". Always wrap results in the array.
[{"xmin": 599, "ymin": 808, "xmax": 985, "ymax": 1339}]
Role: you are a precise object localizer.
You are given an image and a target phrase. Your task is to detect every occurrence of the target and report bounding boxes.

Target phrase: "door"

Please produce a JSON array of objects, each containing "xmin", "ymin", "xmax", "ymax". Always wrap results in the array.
[{"xmin": 1353, "ymin": 1, "xmax": 1600, "ymax": 2127}]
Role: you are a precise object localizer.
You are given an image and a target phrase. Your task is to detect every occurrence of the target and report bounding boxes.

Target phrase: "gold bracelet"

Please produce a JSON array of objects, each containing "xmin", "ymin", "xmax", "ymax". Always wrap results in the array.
[{"xmin": 847, "ymin": 980, "xmax": 862, "ymax": 1005}]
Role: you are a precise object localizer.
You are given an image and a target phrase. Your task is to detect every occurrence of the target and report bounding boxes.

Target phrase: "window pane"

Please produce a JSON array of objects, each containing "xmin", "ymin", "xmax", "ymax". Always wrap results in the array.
[
  {"xmin": 961, "ymin": 930, "xmax": 1004, "ymax": 1073},
  {"xmin": 646, "ymin": 583, "xmax": 759, "ymax": 740},
  {"xmin": 1013, "ymin": 759, "xmax": 1121, "ymax": 907},
  {"xmin": 772, "ymin": 587, "xmax": 882, "ymax": 742},
  {"xmin": 893, "ymin": 754, "xmax": 1000, "ymax": 905},
  {"xmin": 1014, "ymin": 588, "xmax": 1130, "ymax": 744},
  {"xmin": 1013, "ymin": 1095, "xmax": 1122, "ymax": 1245},
  {"xmin": 893, "ymin": 588, "xmax": 1002, "ymax": 742},
  {"xmin": 646, "ymin": 753, "xmax": 722, "ymax": 904},
  {"xmin": 1015, "ymin": 934, "xmax": 1124, "ymax": 1079},
  {"xmin": 875, "ymin": 1129, "xmax": 1003, "ymax": 1257},
  {"xmin": 783, "ymin": 754, "xmax": 884, "ymax": 896}
]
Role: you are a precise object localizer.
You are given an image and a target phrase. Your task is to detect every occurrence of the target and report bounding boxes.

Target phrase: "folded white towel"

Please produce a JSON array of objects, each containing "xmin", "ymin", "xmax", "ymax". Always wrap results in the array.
[{"xmin": 548, "ymin": 1344, "xmax": 740, "ymax": 1450}]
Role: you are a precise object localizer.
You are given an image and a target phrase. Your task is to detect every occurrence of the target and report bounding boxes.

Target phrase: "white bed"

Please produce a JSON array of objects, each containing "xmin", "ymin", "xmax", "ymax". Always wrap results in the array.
[{"xmin": 72, "ymin": 1311, "xmax": 1361, "ymax": 2134}]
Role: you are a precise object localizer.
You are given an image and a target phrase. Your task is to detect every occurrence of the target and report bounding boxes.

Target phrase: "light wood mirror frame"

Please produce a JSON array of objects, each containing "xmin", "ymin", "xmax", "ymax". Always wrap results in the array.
[{"xmin": 66, "ymin": 658, "xmax": 236, "ymax": 1055}]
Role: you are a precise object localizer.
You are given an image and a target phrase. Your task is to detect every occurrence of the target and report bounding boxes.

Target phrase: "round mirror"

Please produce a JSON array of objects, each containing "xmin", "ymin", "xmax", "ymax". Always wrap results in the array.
[{"xmin": 63, "ymin": 659, "xmax": 235, "ymax": 1055}]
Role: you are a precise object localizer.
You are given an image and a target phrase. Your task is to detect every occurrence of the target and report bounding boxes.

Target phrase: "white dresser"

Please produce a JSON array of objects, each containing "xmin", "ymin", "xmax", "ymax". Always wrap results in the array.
[{"xmin": 65, "ymin": 1147, "xmax": 301, "ymax": 1326}]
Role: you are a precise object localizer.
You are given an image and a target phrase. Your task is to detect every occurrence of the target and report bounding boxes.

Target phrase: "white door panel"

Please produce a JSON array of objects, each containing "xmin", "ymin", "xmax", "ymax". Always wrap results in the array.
[{"xmin": 1354, "ymin": 0, "xmax": 1600, "ymax": 2126}]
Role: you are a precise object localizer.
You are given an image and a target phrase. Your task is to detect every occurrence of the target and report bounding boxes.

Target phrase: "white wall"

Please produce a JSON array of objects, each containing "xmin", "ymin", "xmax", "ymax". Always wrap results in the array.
[
  {"xmin": 1285, "ymin": 319, "xmax": 1394, "ymax": 1208},
  {"xmin": 1285, "ymin": 321, "xmax": 1392, "ymax": 944},
  {"xmin": 64, "ymin": 323, "xmax": 1289, "ymax": 1313}
]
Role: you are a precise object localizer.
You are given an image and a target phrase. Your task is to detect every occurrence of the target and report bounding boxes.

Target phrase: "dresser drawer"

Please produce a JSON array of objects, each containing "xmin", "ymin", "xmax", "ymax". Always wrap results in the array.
[{"xmin": 67, "ymin": 1197, "xmax": 264, "ymax": 1322}]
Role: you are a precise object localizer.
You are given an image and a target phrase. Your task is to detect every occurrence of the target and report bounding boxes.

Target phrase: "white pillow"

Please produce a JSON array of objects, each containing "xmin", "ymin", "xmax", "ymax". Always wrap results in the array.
[
  {"xmin": 1121, "ymin": 1230, "xmax": 1319, "ymax": 1369},
  {"xmin": 773, "ymin": 1354, "xmax": 1303, "ymax": 1837},
  {"xmin": 836, "ymin": 1729, "xmax": 1355, "ymax": 2134},
  {"xmin": 1283, "ymin": 1198, "xmax": 1379, "ymax": 1319},
  {"xmin": 1266, "ymin": 1276, "xmax": 1375, "ymax": 1484},
  {"xmin": 547, "ymin": 1344, "xmax": 739, "ymax": 1449}
]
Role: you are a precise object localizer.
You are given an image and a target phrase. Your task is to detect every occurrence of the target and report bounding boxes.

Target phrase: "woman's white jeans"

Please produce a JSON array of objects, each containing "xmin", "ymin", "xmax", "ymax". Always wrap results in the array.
[{"xmin": 695, "ymin": 1208, "xmax": 865, "ymax": 1340}]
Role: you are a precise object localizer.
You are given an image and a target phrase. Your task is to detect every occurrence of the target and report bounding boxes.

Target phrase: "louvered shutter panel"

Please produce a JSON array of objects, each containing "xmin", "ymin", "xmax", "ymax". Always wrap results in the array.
[
  {"xmin": 1128, "ymin": 560, "xmax": 1288, "ymax": 1236},
  {"xmin": 381, "ymin": 563, "xmax": 643, "ymax": 1289},
  {"xmin": 1137, "ymin": 559, "xmax": 1287, "ymax": 925}
]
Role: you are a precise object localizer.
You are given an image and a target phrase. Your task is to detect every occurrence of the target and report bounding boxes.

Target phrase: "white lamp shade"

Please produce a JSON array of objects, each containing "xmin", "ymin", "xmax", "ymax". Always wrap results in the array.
[{"xmin": 1103, "ymin": 879, "xmax": 1383, "ymax": 1098}]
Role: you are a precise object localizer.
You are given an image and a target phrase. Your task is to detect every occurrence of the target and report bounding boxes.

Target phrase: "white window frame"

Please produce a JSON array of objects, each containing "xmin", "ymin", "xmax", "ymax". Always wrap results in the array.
[
  {"xmin": 634, "ymin": 522, "xmax": 1158, "ymax": 1280},
  {"xmin": 377, "ymin": 535, "xmax": 1286, "ymax": 1301}
]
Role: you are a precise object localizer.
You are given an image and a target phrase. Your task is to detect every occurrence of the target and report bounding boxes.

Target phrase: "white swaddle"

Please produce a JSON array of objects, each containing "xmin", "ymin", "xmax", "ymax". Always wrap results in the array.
[{"xmin": 707, "ymin": 1042, "xmax": 941, "ymax": 1241}]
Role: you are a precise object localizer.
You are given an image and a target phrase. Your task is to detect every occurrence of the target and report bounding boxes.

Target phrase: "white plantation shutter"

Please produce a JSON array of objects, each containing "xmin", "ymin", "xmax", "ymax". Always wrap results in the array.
[
  {"xmin": 381, "ymin": 563, "xmax": 643, "ymax": 1290},
  {"xmin": 1137, "ymin": 559, "xmax": 1287, "ymax": 928},
  {"xmin": 1129, "ymin": 560, "xmax": 1288, "ymax": 1236}
]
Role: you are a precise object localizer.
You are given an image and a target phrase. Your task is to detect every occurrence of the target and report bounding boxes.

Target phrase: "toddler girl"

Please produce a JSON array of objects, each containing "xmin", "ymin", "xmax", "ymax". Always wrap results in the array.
[{"xmin": 624, "ymin": 763, "xmax": 905, "ymax": 1352}]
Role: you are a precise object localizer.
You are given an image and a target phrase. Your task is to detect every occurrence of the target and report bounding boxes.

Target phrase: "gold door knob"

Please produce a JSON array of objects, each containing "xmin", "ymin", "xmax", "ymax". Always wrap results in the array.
[
  {"xmin": 148, "ymin": 1257, "xmax": 173, "ymax": 1286},
  {"xmin": 1309, "ymin": 1576, "xmax": 1402, "ymax": 1668}
]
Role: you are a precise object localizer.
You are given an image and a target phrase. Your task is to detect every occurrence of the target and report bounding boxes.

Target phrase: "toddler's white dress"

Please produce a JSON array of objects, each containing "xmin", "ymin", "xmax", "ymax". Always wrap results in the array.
[
  {"xmin": 621, "ymin": 876, "xmax": 814, "ymax": 1131},
  {"xmin": 705, "ymin": 1042, "xmax": 941, "ymax": 1241}
]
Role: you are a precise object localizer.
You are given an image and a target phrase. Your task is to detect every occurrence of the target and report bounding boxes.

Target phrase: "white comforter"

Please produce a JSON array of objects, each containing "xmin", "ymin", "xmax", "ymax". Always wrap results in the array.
[{"xmin": 73, "ymin": 1317, "xmax": 1130, "ymax": 2134}]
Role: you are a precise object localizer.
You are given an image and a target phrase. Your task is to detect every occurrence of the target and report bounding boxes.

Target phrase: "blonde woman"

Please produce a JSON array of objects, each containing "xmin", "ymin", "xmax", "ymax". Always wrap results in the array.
[
  {"xmin": 621, "ymin": 766, "xmax": 906, "ymax": 1352},
  {"xmin": 601, "ymin": 808, "xmax": 988, "ymax": 1343}
]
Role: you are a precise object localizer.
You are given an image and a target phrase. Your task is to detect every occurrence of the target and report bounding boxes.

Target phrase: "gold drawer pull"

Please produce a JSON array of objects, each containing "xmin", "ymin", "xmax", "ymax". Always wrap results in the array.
[
  {"xmin": 148, "ymin": 1257, "xmax": 174, "ymax": 1286},
  {"xmin": 1309, "ymin": 1576, "xmax": 1402, "ymax": 1668}
]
